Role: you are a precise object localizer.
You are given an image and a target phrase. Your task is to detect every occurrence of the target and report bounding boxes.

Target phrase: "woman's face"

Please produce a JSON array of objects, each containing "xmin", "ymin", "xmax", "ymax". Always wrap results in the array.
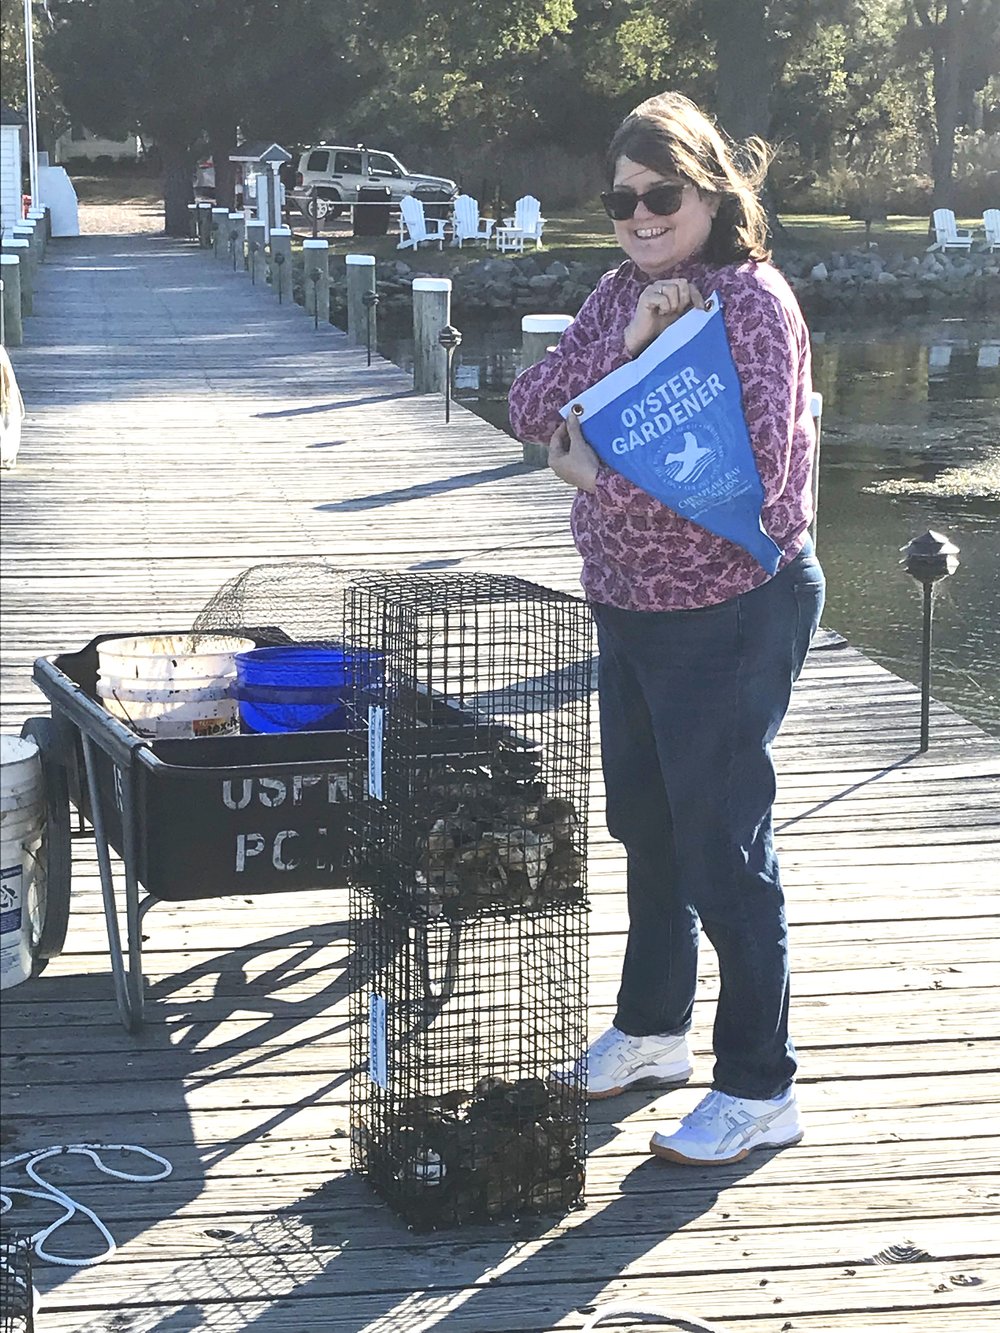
[{"xmin": 611, "ymin": 155, "xmax": 719, "ymax": 277}]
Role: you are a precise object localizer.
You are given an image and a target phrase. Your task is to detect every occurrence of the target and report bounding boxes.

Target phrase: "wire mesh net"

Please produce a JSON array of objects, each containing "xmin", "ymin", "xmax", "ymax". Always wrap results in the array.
[
  {"xmin": 350, "ymin": 890, "xmax": 588, "ymax": 1229},
  {"xmin": 193, "ymin": 560, "xmax": 365, "ymax": 646},
  {"xmin": 0, "ymin": 1234, "xmax": 34, "ymax": 1333},
  {"xmin": 344, "ymin": 571, "xmax": 594, "ymax": 920}
]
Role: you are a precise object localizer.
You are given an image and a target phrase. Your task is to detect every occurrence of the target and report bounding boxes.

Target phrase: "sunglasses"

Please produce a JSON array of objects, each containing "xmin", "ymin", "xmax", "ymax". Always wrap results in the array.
[{"xmin": 600, "ymin": 181, "xmax": 688, "ymax": 221}]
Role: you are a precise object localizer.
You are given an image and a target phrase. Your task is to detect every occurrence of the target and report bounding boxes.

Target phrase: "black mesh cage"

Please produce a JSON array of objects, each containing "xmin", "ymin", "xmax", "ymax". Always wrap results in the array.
[
  {"xmin": 346, "ymin": 572, "xmax": 592, "ymax": 1228},
  {"xmin": 344, "ymin": 572, "xmax": 593, "ymax": 920},
  {"xmin": 0, "ymin": 1235, "xmax": 34, "ymax": 1333},
  {"xmin": 350, "ymin": 892, "xmax": 588, "ymax": 1228}
]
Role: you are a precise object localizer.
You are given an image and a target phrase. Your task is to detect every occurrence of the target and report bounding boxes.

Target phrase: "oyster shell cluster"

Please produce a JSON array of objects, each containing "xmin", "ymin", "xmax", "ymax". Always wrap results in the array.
[
  {"xmin": 412, "ymin": 748, "xmax": 584, "ymax": 916},
  {"xmin": 387, "ymin": 1076, "xmax": 584, "ymax": 1226}
]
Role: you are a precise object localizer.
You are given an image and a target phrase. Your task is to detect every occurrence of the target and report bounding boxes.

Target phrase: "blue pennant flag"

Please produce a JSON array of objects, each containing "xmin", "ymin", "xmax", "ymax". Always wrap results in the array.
[{"xmin": 561, "ymin": 294, "xmax": 783, "ymax": 573}]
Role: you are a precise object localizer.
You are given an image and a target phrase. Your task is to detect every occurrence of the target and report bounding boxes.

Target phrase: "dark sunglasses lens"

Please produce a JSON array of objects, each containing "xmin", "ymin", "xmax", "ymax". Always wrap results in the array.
[
  {"xmin": 600, "ymin": 184, "xmax": 685, "ymax": 221},
  {"xmin": 600, "ymin": 191, "xmax": 633, "ymax": 221},
  {"xmin": 645, "ymin": 184, "xmax": 685, "ymax": 215}
]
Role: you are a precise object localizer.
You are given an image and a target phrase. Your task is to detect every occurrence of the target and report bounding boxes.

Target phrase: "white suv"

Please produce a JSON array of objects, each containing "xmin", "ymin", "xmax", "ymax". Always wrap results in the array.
[{"xmin": 290, "ymin": 144, "xmax": 458, "ymax": 221}]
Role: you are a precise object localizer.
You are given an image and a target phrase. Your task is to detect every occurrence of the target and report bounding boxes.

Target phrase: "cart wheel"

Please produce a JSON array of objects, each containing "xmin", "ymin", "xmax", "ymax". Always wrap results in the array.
[{"xmin": 19, "ymin": 716, "xmax": 72, "ymax": 961}]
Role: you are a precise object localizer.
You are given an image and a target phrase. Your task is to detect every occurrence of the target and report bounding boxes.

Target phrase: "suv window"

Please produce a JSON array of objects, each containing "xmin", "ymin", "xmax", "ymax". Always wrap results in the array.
[
  {"xmin": 368, "ymin": 153, "xmax": 403, "ymax": 178},
  {"xmin": 333, "ymin": 151, "xmax": 363, "ymax": 175},
  {"xmin": 306, "ymin": 150, "xmax": 330, "ymax": 173}
]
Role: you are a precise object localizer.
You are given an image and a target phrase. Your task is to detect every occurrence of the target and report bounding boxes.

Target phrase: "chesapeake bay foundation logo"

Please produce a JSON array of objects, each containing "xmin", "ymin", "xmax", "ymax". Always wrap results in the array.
[
  {"xmin": 660, "ymin": 431, "xmax": 716, "ymax": 485},
  {"xmin": 607, "ymin": 364, "xmax": 727, "ymax": 460}
]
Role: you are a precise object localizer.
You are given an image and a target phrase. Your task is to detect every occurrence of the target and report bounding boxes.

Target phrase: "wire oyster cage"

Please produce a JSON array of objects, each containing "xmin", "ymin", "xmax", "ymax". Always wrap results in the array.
[
  {"xmin": 343, "ymin": 571, "xmax": 594, "ymax": 921},
  {"xmin": 350, "ymin": 890, "xmax": 588, "ymax": 1229},
  {"xmin": 0, "ymin": 1234, "xmax": 35, "ymax": 1333},
  {"xmin": 345, "ymin": 571, "xmax": 593, "ymax": 1227}
]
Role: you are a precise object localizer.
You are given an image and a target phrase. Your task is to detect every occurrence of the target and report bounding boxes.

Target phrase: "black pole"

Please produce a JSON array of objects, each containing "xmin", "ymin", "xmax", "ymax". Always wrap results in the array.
[
  {"xmin": 437, "ymin": 325, "xmax": 462, "ymax": 424},
  {"xmin": 902, "ymin": 529, "xmax": 960, "ymax": 755},
  {"xmin": 249, "ymin": 242, "xmax": 257, "ymax": 284},
  {"xmin": 920, "ymin": 581, "xmax": 933, "ymax": 753},
  {"xmin": 312, "ymin": 185, "xmax": 319, "ymax": 240},
  {"xmin": 309, "ymin": 268, "xmax": 320, "ymax": 330},
  {"xmin": 362, "ymin": 290, "xmax": 379, "ymax": 368}
]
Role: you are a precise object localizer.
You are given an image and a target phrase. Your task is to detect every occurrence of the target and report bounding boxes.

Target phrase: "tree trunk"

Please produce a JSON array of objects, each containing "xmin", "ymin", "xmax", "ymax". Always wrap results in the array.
[
  {"xmin": 708, "ymin": 0, "xmax": 773, "ymax": 141},
  {"xmin": 930, "ymin": 0, "xmax": 963, "ymax": 209},
  {"xmin": 162, "ymin": 141, "xmax": 194, "ymax": 236},
  {"xmin": 209, "ymin": 122, "xmax": 238, "ymax": 210}
]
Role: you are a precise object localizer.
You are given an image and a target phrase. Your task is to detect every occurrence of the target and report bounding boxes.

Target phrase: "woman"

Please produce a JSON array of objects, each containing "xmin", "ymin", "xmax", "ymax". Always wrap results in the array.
[{"xmin": 508, "ymin": 92, "xmax": 825, "ymax": 1166}]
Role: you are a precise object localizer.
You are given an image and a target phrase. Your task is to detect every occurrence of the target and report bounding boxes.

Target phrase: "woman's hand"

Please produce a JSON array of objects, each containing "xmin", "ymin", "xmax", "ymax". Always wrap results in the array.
[
  {"xmin": 623, "ymin": 279, "xmax": 705, "ymax": 358},
  {"xmin": 548, "ymin": 409, "xmax": 599, "ymax": 493}
]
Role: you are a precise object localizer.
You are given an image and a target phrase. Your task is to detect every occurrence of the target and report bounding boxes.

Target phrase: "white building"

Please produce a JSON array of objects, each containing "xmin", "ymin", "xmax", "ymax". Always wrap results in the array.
[
  {"xmin": 1, "ymin": 103, "xmax": 26, "ymax": 230},
  {"xmin": 53, "ymin": 125, "xmax": 141, "ymax": 164}
]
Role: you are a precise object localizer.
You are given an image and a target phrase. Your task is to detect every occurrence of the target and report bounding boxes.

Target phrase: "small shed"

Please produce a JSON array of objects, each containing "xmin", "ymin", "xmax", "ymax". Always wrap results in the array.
[
  {"xmin": 1, "ymin": 104, "xmax": 26, "ymax": 231},
  {"xmin": 229, "ymin": 141, "xmax": 292, "ymax": 239}
]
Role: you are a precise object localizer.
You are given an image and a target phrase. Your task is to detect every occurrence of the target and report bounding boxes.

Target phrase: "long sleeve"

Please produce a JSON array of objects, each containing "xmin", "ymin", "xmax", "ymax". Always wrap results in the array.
[{"xmin": 508, "ymin": 268, "xmax": 636, "ymax": 445}]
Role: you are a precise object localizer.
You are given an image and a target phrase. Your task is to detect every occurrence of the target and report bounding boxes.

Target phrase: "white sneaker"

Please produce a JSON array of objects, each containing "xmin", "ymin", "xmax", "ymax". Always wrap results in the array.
[
  {"xmin": 649, "ymin": 1088, "xmax": 803, "ymax": 1164},
  {"xmin": 555, "ymin": 1026, "xmax": 692, "ymax": 1100}
]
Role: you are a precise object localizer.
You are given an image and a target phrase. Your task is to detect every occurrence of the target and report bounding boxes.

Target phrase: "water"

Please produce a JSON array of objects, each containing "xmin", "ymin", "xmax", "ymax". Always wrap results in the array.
[{"xmin": 379, "ymin": 314, "xmax": 1000, "ymax": 736}]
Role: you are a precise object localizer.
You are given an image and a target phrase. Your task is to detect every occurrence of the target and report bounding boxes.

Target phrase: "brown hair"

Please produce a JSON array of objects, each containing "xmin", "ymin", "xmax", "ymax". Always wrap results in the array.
[{"xmin": 607, "ymin": 91, "xmax": 772, "ymax": 265}]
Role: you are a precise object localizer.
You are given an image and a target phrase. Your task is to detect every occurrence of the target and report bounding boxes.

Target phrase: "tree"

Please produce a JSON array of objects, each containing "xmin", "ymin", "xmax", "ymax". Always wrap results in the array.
[
  {"xmin": 45, "ymin": 0, "xmax": 356, "ymax": 233},
  {"xmin": 1, "ymin": 0, "xmax": 66, "ymax": 152},
  {"xmin": 904, "ymin": 0, "xmax": 1000, "ymax": 205}
]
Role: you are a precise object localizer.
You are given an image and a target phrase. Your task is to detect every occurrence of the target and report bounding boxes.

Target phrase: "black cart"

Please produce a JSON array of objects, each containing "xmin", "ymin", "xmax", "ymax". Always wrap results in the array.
[{"xmin": 26, "ymin": 634, "xmax": 358, "ymax": 1032}]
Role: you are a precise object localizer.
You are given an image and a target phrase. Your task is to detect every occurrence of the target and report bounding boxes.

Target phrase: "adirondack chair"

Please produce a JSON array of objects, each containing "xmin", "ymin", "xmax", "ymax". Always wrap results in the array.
[
  {"xmin": 926, "ymin": 208, "xmax": 974, "ymax": 253},
  {"xmin": 451, "ymin": 194, "xmax": 495, "ymax": 247},
  {"xmin": 397, "ymin": 194, "xmax": 447, "ymax": 251},
  {"xmin": 494, "ymin": 195, "xmax": 546, "ymax": 252},
  {"xmin": 983, "ymin": 208, "xmax": 1000, "ymax": 253}
]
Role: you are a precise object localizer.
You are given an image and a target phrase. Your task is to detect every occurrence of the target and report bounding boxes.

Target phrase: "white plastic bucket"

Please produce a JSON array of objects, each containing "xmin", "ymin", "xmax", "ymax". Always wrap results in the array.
[
  {"xmin": 1, "ymin": 803, "xmax": 44, "ymax": 841},
  {"xmin": 97, "ymin": 634, "xmax": 254, "ymax": 683},
  {"xmin": 98, "ymin": 690, "xmax": 239, "ymax": 739},
  {"xmin": 1, "ymin": 734, "xmax": 45, "ymax": 990},
  {"xmin": 96, "ymin": 634, "xmax": 251, "ymax": 739},
  {"xmin": 96, "ymin": 675, "xmax": 235, "ymax": 704}
]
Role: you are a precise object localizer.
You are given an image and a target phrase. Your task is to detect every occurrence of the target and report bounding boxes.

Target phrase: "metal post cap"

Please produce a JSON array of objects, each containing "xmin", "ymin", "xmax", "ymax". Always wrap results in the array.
[
  {"xmin": 438, "ymin": 324, "xmax": 463, "ymax": 350},
  {"xmin": 901, "ymin": 530, "xmax": 960, "ymax": 582}
]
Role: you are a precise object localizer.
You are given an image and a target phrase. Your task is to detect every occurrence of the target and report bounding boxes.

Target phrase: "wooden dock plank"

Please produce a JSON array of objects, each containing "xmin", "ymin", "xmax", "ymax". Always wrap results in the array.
[{"xmin": 1, "ymin": 232, "xmax": 998, "ymax": 1333}]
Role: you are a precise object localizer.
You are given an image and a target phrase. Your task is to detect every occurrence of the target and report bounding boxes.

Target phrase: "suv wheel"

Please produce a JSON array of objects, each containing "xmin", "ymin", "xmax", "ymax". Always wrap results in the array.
[{"xmin": 308, "ymin": 191, "xmax": 343, "ymax": 221}]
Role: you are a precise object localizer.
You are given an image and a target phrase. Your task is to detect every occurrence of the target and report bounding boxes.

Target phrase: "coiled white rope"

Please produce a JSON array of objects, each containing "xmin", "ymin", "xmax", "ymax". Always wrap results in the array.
[{"xmin": 0, "ymin": 1143, "xmax": 173, "ymax": 1266}]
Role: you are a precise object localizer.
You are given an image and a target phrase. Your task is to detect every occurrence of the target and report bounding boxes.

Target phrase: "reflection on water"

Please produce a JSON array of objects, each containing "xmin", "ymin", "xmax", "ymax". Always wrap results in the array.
[{"xmin": 379, "ymin": 315, "xmax": 1000, "ymax": 735}]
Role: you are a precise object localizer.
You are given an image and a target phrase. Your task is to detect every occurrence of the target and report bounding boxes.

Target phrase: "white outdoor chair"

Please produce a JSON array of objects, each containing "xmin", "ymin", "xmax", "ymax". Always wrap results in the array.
[
  {"xmin": 451, "ymin": 194, "xmax": 495, "ymax": 247},
  {"xmin": 494, "ymin": 195, "xmax": 546, "ymax": 252},
  {"xmin": 926, "ymin": 207, "xmax": 974, "ymax": 253},
  {"xmin": 397, "ymin": 194, "xmax": 447, "ymax": 251},
  {"xmin": 983, "ymin": 208, "xmax": 1000, "ymax": 253}
]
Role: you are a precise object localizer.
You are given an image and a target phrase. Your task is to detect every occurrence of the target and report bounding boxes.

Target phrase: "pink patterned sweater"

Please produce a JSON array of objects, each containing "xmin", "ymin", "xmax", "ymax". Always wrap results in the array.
[{"xmin": 508, "ymin": 255, "xmax": 817, "ymax": 611}]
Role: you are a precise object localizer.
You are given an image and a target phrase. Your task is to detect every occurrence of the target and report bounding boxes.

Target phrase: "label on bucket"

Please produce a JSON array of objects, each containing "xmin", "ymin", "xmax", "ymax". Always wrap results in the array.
[
  {"xmin": 1, "ymin": 862, "xmax": 24, "ymax": 953},
  {"xmin": 369, "ymin": 992, "xmax": 388, "ymax": 1088},
  {"xmin": 367, "ymin": 705, "xmax": 384, "ymax": 801}
]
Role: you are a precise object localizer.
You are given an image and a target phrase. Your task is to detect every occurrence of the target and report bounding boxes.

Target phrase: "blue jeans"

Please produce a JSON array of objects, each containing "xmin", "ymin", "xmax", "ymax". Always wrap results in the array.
[{"xmin": 592, "ymin": 543, "xmax": 825, "ymax": 1100}]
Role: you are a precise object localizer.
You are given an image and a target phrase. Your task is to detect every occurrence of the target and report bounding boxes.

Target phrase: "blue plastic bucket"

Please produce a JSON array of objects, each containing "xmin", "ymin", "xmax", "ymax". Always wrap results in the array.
[{"xmin": 234, "ymin": 645, "xmax": 384, "ymax": 734}]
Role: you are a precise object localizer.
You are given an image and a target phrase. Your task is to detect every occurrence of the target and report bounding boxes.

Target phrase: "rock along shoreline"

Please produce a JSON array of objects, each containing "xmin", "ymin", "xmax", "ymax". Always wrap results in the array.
[{"xmin": 308, "ymin": 245, "xmax": 1000, "ymax": 324}]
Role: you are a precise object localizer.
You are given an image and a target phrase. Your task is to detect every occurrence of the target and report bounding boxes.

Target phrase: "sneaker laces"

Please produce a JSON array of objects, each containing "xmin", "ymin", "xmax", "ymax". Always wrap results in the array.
[
  {"xmin": 680, "ymin": 1090, "xmax": 727, "ymax": 1129},
  {"xmin": 588, "ymin": 1027, "xmax": 630, "ymax": 1058}
]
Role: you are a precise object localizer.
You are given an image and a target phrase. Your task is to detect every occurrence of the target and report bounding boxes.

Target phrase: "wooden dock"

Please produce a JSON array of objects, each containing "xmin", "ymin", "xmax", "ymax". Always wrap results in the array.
[{"xmin": 1, "ymin": 232, "xmax": 998, "ymax": 1333}]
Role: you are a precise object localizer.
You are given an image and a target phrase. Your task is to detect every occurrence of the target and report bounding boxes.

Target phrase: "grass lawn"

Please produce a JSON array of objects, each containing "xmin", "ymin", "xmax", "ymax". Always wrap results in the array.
[
  {"xmin": 288, "ymin": 202, "xmax": 985, "ymax": 268},
  {"xmin": 68, "ymin": 172, "xmax": 984, "ymax": 266}
]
